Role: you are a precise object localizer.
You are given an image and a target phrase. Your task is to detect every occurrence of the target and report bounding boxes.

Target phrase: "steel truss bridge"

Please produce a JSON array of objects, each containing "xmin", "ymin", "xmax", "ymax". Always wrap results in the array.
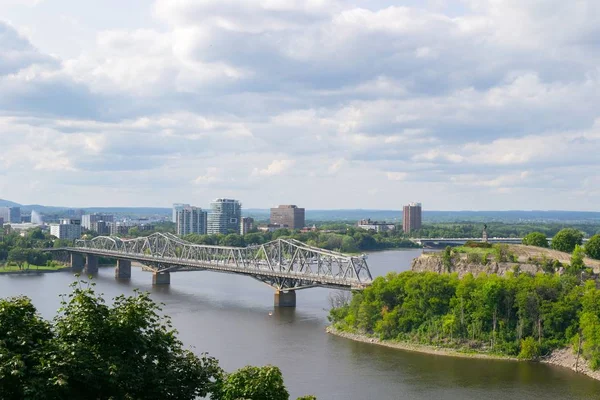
[{"xmin": 53, "ymin": 233, "xmax": 372, "ymax": 305}]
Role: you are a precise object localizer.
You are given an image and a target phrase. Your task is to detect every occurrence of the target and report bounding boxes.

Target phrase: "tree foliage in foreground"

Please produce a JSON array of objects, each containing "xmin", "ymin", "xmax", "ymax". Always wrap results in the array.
[
  {"xmin": 551, "ymin": 228, "xmax": 584, "ymax": 253},
  {"xmin": 585, "ymin": 234, "xmax": 600, "ymax": 260},
  {"xmin": 521, "ymin": 232, "xmax": 549, "ymax": 248},
  {"xmin": 329, "ymin": 271, "xmax": 600, "ymax": 369},
  {"xmin": 0, "ymin": 281, "xmax": 314, "ymax": 400}
]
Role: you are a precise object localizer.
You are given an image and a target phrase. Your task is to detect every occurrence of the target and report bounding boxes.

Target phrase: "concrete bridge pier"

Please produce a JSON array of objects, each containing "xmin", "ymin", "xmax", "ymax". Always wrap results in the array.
[
  {"xmin": 70, "ymin": 253, "xmax": 84, "ymax": 271},
  {"xmin": 152, "ymin": 271, "xmax": 170, "ymax": 285},
  {"xmin": 274, "ymin": 290, "xmax": 296, "ymax": 307},
  {"xmin": 115, "ymin": 260, "xmax": 131, "ymax": 279},
  {"xmin": 84, "ymin": 255, "xmax": 98, "ymax": 274}
]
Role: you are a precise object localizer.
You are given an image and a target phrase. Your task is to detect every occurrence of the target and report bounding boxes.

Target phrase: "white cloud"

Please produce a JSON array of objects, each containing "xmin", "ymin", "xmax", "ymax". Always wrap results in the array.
[
  {"xmin": 386, "ymin": 171, "xmax": 408, "ymax": 181},
  {"xmin": 0, "ymin": 1, "xmax": 600, "ymax": 209},
  {"xmin": 253, "ymin": 159, "xmax": 296, "ymax": 176}
]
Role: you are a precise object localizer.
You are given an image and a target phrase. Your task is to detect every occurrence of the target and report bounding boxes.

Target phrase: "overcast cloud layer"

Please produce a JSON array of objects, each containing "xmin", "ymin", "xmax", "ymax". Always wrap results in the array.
[{"xmin": 1, "ymin": 0, "xmax": 599, "ymax": 210}]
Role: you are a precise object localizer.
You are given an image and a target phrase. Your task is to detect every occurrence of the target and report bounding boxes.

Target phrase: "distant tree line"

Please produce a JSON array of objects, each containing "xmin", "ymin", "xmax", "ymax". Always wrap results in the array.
[
  {"xmin": 181, "ymin": 228, "xmax": 420, "ymax": 253},
  {"xmin": 411, "ymin": 222, "xmax": 600, "ymax": 239}
]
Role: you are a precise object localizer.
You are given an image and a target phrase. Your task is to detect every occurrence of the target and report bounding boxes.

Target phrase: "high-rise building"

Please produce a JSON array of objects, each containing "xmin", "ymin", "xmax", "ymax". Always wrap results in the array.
[
  {"xmin": 50, "ymin": 219, "xmax": 82, "ymax": 241},
  {"xmin": 207, "ymin": 199, "xmax": 241, "ymax": 235},
  {"xmin": 240, "ymin": 217, "xmax": 254, "ymax": 235},
  {"xmin": 176, "ymin": 206, "xmax": 207, "ymax": 235},
  {"xmin": 270, "ymin": 205, "xmax": 305, "ymax": 230},
  {"xmin": 0, "ymin": 207, "xmax": 21, "ymax": 224},
  {"xmin": 81, "ymin": 214, "xmax": 114, "ymax": 231},
  {"xmin": 172, "ymin": 203, "xmax": 190, "ymax": 223},
  {"xmin": 402, "ymin": 202, "xmax": 422, "ymax": 233}
]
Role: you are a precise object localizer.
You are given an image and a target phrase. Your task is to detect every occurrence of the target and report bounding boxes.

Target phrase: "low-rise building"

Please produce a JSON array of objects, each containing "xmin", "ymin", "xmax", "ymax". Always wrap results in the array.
[
  {"xmin": 357, "ymin": 219, "xmax": 396, "ymax": 233},
  {"xmin": 258, "ymin": 223, "xmax": 289, "ymax": 233}
]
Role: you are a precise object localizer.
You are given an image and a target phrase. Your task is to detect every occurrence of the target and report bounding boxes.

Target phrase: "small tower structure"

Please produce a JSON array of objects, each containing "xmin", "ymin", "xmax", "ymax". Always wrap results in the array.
[{"xmin": 482, "ymin": 224, "xmax": 489, "ymax": 243}]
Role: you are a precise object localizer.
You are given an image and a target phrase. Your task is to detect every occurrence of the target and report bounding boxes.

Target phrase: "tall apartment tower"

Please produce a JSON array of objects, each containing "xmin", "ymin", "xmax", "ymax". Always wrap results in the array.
[
  {"xmin": 0, "ymin": 207, "xmax": 21, "ymax": 224},
  {"xmin": 176, "ymin": 206, "xmax": 207, "ymax": 235},
  {"xmin": 270, "ymin": 205, "xmax": 305, "ymax": 230},
  {"xmin": 207, "ymin": 199, "xmax": 242, "ymax": 235},
  {"xmin": 172, "ymin": 203, "xmax": 190, "ymax": 223},
  {"xmin": 240, "ymin": 217, "xmax": 254, "ymax": 235},
  {"xmin": 402, "ymin": 202, "xmax": 422, "ymax": 233}
]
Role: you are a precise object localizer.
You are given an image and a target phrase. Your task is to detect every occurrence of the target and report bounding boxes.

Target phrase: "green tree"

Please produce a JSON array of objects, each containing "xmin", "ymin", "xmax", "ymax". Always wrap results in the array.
[
  {"xmin": 0, "ymin": 281, "xmax": 313, "ymax": 399},
  {"xmin": 551, "ymin": 229, "xmax": 584, "ymax": 253},
  {"xmin": 566, "ymin": 245, "xmax": 586, "ymax": 275},
  {"xmin": 0, "ymin": 297, "xmax": 53, "ymax": 398},
  {"xmin": 0, "ymin": 281, "xmax": 223, "ymax": 399},
  {"xmin": 7, "ymin": 248, "xmax": 28, "ymax": 269},
  {"xmin": 220, "ymin": 365, "xmax": 289, "ymax": 400},
  {"xmin": 580, "ymin": 281, "xmax": 600, "ymax": 369},
  {"xmin": 519, "ymin": 337, "xmax": 541, "ymax": 359},
  {"xmin": 522, "ymin": 232, "xmax": 548, "ymax": 248},
  {"xmin": 585, "ymin": 234, "xmax": 600, "ymax": 260},
  {"xmin": 442, "ymin": 246, "xmax": 453, "ymax": 272}
]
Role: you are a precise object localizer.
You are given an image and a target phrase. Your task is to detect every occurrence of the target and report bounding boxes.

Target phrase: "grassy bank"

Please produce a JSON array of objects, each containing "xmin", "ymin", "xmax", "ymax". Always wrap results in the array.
[{"xmin": 0, "ymin": 263, "xmax": 69, "ymax": 273}]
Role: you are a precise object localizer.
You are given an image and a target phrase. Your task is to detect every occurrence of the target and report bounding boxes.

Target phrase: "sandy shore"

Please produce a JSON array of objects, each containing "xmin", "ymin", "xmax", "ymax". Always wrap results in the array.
[
  {"xmin": 327, "ymin": 326, "xmax": 600, "ymax": 382},
  {"xmin": 326, "ymin": 326, "xmax": 518, "ymax": 361}
]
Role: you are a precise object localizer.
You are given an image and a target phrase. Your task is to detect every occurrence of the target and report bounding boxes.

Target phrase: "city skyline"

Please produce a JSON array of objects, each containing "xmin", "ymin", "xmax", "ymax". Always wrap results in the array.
[{"xmin": 1, "ymin": 1, "xmax": 600, "ymax": 210}]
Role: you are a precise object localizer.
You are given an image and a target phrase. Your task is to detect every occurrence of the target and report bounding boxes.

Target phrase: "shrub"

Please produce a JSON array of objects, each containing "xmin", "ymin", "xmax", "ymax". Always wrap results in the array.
[{"xmin": 519, "ymin": 337, "xmax": 541, "ymax": 360}]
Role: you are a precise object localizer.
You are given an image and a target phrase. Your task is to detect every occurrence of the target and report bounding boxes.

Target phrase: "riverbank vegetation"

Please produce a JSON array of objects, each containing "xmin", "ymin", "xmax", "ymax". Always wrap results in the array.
[
  {"xmin": 329, "ymin": 271, "xmax": 600, "ymax": 369},
  {"xmin": 0, "ymin": 280, "xmax": 315, "ymax": 400},
  {"xmin": 0, "ymin": 261, "xmax": 65, "ymax": 273}
]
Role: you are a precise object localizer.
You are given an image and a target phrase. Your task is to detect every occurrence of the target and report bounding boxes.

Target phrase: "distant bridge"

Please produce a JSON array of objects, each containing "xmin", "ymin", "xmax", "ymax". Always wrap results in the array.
[
  {"xmin": 411, "ymin": 237, "xmax": 589, "ymax": 246},
  {"xmin": 411, "ymin": 237, "xmax": 525, "ymax": 246},
  {"xmin": 50, "ymin": 233, "xmax": 373, "ymax": 307}
]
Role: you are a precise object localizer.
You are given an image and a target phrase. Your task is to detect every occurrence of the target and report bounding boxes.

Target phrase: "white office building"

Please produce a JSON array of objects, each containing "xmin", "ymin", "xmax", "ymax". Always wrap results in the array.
[
  {"xmin": 207, "ymin": 199, "xmax": 241, "ymax": 235},
  {"xmin": 50, "ymin": 219, "xmax": 82, "ymax": 241}
]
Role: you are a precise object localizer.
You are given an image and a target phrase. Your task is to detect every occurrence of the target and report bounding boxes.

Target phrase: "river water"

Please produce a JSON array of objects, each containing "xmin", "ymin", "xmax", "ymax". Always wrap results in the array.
[{"xmin": 1, "ymin": 249, "xmax": 599, "ymax": 399}]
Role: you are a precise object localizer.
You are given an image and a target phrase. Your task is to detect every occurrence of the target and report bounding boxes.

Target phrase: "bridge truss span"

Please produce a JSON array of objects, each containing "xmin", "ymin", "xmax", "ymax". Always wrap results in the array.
[{"xmin": 70, "ymin": 233, "xmax": 372, "ymax": 291}]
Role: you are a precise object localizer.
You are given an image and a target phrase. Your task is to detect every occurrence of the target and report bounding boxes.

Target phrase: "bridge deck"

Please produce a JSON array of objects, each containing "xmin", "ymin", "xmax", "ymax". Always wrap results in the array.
[{"xmin": 52, "ymin": 233, "xmax": 373, "ymax": 291}]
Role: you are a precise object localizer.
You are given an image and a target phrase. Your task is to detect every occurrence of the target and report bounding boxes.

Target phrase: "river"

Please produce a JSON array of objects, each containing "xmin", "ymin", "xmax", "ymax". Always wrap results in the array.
[{"xmin": 1, "ymin": 249, "xmax": 600, "ymax": 399}]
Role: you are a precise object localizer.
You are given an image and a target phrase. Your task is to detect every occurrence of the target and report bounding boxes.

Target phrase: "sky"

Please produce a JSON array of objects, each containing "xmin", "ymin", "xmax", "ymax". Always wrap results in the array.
[{"xmin": 1, "ymin": 0, "xmax": 599, "ymax": 210}]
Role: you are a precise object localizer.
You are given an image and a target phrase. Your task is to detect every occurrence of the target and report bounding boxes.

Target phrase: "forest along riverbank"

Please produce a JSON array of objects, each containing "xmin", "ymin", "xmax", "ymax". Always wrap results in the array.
[{"xmin": 328, "ymin": 245, "xmax": 600, "ymax": 384}]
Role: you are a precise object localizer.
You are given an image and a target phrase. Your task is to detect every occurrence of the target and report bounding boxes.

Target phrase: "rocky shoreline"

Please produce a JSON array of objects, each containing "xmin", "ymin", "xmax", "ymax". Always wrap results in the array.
[
  {"xmin": 327, "ymin": 326, "xmax": 600, "ymax": 382},
  {"xmin": 542, "ymin": 347, "xmax": 600, "ymax": 381},
  {"xmin": 326, "ymin": 326, "xmax": 517, "ymax": 361}
]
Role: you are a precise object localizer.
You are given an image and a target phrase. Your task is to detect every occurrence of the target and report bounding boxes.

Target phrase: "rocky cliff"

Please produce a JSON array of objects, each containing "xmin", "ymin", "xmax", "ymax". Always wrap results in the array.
[{"xmin": 411, "ymin": 253, "xmax": 542, "ymax": 277}]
